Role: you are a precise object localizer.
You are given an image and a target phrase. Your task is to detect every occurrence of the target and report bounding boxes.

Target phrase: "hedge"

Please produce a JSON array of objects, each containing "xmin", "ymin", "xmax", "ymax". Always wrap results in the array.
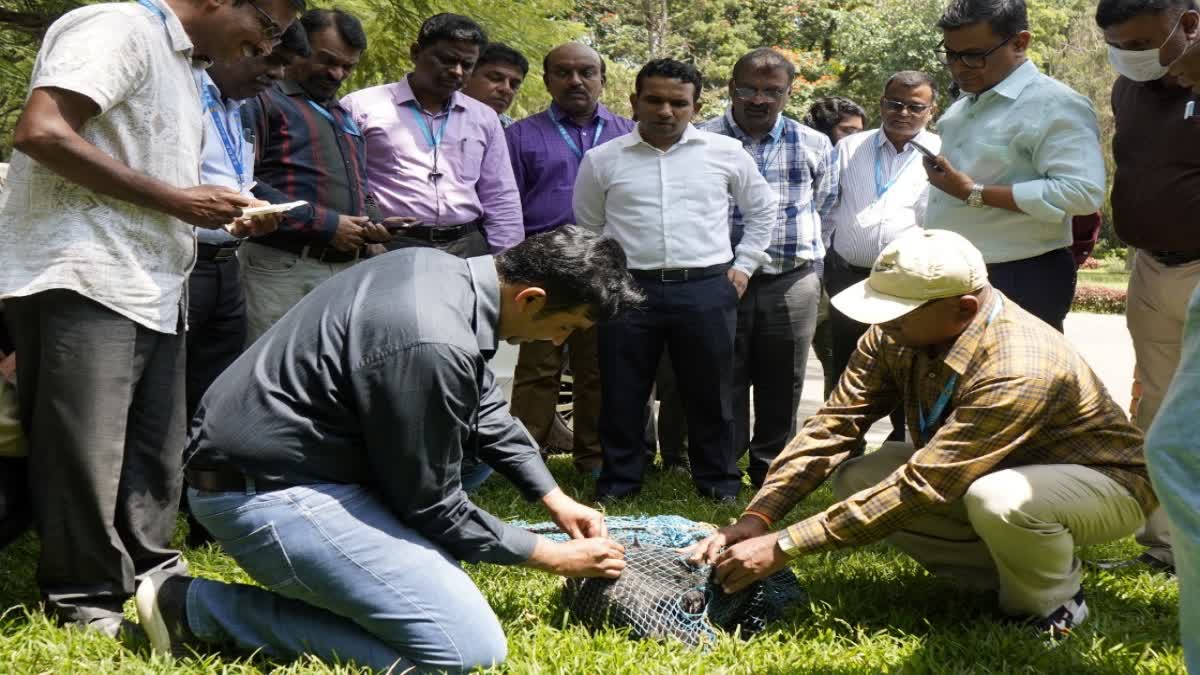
[{"xmin": 1072, "ymin": 284, "xmax": 1126, "ymax": 314}]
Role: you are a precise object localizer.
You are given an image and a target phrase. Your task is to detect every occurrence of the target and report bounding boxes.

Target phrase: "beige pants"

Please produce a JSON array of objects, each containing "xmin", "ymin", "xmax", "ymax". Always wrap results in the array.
[
  {"xmin": 238, "ymin": 241, "xmax": 359, "ymax": 346},
  {"xmin": 1127, "ymin": 252, "xmax": 1200, "ymax": 563},
  {"xmin": 831, "ymin": 442, "xmax": 1145, "ymax": 618}
]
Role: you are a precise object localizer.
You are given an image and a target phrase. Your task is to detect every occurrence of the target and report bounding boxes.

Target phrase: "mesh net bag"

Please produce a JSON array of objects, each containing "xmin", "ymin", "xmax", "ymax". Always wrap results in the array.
[{"xmin": 513, "ymin": 516, "xmax": 807, "ymax": 647}]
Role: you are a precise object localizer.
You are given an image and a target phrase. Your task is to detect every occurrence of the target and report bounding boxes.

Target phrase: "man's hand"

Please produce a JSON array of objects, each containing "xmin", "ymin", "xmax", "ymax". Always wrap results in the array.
[
  {"xmin": 361, "ymin": 221, "xmax": 393, "ymax": 244},
  {"xmin": 726, "ymin": 268, "xmax": 750, "ymax": 299},
  {"xmin": 712, "ymin": 532, "xmax": 792, "ymax": 594},
  {"xmin": 922, "ymin": 155, "xmax": 974, "ymax": 201},
  {"xmin": 526, "ymin": 537, "xmax": 626, "ymax": 578},
  {"xmin": 225, "ymin": 199, "xmax": 281, "ymax": 238},
  {"xmin": 683, "ymin": 515, "xmax": 768, "ymax": 566},
  {"xmin": 330, "ymin": 215, "xmax": 371, "ymax": 252},
  {"xmin": 172, "ymin": 186, "xmax": 258, "ymax": 230},
  {"xmin": 542, "ymin": 487, "xmax": 608, "ymax": 539}
]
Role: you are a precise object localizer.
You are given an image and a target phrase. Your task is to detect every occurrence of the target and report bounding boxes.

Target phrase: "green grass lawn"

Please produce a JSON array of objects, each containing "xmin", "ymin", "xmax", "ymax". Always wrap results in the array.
[
  {"xmin": 0, "ymin": 456, "xmax": 1185, "ymax": 674},
  {"xmin": 1079, "ymin": 260, "xmax": 1131, "ymax": 291}
]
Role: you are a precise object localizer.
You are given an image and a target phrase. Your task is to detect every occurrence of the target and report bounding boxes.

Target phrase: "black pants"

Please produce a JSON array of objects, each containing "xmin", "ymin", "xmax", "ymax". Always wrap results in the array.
[
  {"xmin": 0, "ymin": 457, "xmax": 30, "ymax": 549},
  {"xmin": 826, "ymin": 250, "xmax": 905, "ymax": 441},
  {"xmin": 186, "ymin": 254, "xmax": 247, "ymax": 417},
  {"xmin": 986, "ymin": 247, "xmax": 1076, "ymax": 333},
  {"xmin": 597, "ymin": 274, "xmax": 740, "ymax": 498},
  {"xmin": 4, "ymin": 290, "xmax": 187, "ymax": 624}
]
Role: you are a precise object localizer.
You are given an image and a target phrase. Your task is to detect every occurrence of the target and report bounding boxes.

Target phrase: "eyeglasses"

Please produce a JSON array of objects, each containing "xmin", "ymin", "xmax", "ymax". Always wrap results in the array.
[
  {"xmin": 732, "ymin": 86, "xmax": 789, "ymax": 101},
  {"xmin": 248, "ymin": 2, "xmax": 284, "ymax": 40},
  {"xmin": 881, "ymin": 98, "xmax": 932, "ymax": 115},
  {"xmin": 934, "ymin": 35, "xmax": 1014, "ymax": 69}
]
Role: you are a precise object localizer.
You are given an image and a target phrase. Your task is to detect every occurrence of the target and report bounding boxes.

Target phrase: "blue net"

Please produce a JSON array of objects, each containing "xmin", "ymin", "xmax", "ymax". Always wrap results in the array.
[{"xmin": 510, "ymin": 514, "xmax": 716, "ymax": 548}]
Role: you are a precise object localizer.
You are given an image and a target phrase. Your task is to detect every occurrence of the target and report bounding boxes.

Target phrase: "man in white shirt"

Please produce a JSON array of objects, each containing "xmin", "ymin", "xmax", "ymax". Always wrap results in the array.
[
  {"xmin": 825, "ymin": 70, "xmax": 940, "ymax": 443},
  {"xmin": 0, "ymin": 0, "xmax": 299, "ymax": 637},
  {"xmin": 574, "ymin": 58, "xmax": 777, "ymax": 501}
]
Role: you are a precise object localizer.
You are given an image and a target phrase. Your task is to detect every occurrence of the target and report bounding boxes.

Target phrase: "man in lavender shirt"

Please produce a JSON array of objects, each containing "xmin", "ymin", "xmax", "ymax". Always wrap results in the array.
[
  {"xmin": 341, "ymin": 13, "xmax": 523, "ymax": 257},
  {"xmin": 505, "ymin": 43, "xmax": 635, "ymax": 475}
]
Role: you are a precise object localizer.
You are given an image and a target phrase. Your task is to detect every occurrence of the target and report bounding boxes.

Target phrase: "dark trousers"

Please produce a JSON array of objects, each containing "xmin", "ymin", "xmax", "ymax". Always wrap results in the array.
[
  {"xmin": 597, "ymin": 274, "xmax": 740, "ymax": 498},
  {"xmin": 0, "ymin": 456, "xmax": 30, "ymax": 549},
  {"xmin": 734, "ymin": 265, "xmax": 820, "ymax": 486},
  {"xmin": 186, "ymin": 255, "xmax": 247, "ymax": 416},
  {"xmin": 653, "ymin": 352, "xmax": 688, "ymax": 466},
  {"xmin": 4, "ymin": 289, "xmax": 187, "ymax": 623},
  {"xmin": 986, "ymin": 247, "xmax": 1076, "ymax": 333},
  {"xmin": 826, "ymin": 250, "xmax": 905, "ymax": 441}
]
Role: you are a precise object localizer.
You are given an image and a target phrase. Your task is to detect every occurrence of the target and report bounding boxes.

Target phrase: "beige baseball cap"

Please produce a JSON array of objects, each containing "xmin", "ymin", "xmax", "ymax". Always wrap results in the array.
[{"xmin": 831, "ymin": 229, "xmax": 988, "ymax": 325}]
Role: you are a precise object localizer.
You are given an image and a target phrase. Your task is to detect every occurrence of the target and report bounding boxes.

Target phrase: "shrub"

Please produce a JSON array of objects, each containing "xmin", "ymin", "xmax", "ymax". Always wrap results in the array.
[{"xmin": 1073, "ymin": 284, "xmax": 1126, "ymax": 314}]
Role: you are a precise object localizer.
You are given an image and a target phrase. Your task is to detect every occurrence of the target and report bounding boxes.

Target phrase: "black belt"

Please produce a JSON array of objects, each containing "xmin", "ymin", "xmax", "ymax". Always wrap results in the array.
[
  {"xmin": 397, "ymin": 220, "xmax": 481, "ymax": 244},
  {"xmin": 262, "ymin": 240, "xmax": 362, "ymax": 264},
  {"xmin": 1148, "ymin": 249, "xmax": 1200, "ymax": 267},
  {"xmin": 197, "ymin": 241, "xmax": 240, "ymax": 262},
  {"xmin": 753, "ymin": 260, "xmax": 812, "ymax": 280},
  {"xmin": 628, "ymin": 262, "xmax": 730, "ymax": 282},
  {"xmin": 185, "ymin": 467, "xmax": 294, "ymax": 493}
]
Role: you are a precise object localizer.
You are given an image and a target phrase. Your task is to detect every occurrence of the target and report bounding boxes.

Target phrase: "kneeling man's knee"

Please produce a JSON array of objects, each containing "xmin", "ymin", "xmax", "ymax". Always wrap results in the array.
[{"xmin": 962, "ymin": 471, "xmax": 1031, "ymax": 527}]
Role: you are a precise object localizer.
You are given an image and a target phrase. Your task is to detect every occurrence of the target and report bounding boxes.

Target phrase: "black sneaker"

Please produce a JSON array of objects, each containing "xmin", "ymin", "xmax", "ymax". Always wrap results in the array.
[
  {"xmin": 1027, "ymin": 589, "xmax": 1088, "ymax": 640},
  {"xmin": 135, "ymin": 572, "xmax": 201, "ymax": 657},
  {"xmin": 1087, "ymin": 552, "xmax": 1176, "ymax": 577}
]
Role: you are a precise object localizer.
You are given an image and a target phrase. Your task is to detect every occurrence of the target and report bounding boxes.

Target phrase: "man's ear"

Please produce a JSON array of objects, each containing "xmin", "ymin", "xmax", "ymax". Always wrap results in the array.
[
  {"xmin": 409, "ymin": 42, "xmax": 421, "ymax": 64},
  {"xmin": 513, "ymin": 286, "xmax": 548, "ymax": 312},
  {"xmin": 958, "ymin": 294, "xmax": 981, "ymax": 319},
  {"xmin": 1012, "ymin": 30, "xmax": 1033, "ymax": 54}
]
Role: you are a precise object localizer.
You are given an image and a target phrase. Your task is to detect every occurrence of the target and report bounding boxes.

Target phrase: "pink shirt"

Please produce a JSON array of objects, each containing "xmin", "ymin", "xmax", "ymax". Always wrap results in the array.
[{"xmin": 341, "ymin": 77, "xmax": 524, "ymax": 252}]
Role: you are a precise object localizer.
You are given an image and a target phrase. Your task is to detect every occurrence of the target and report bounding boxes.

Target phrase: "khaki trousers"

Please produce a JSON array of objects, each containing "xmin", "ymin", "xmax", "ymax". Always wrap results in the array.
[
  {"xmin": 508, "ymin": 325, "xmax": 602, "ymax": 472},
  {"xmin": 239, "ymin": 242, "xmax": 359, "ymax": 346},
  {"xmin": 831, "ymin": 442, "xmax": 1145, "ymax": 617},
  {"xmin": 1127, "ymin": 252, "xmax": 1200, "ymax": 563}
]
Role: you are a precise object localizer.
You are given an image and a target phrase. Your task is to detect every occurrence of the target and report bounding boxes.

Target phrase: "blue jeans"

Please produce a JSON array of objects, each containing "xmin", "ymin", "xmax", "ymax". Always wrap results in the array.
[{"xmin": 186, "ymin": 484, "xmax": 507, "ymax": 673}]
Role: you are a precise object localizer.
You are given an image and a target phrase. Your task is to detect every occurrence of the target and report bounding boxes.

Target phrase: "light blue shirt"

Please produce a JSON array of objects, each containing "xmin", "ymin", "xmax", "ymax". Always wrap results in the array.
[
  {"xmin": 925, "ymin": 60, "xmax": 1105, "ymax": 264},
  {"xmin": 194, "ymin": 68, "xmax": 254, "ymax": 245},
  {"xmin": 1145, "ymin": 284, "xmax": 1200, "ymax": 674}
]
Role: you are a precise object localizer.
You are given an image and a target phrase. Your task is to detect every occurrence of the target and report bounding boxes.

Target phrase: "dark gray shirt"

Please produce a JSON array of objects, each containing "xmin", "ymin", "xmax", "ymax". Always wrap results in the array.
[{"xmin": 185, "ymin": 249, "xmax": 557, "ymax": 565}]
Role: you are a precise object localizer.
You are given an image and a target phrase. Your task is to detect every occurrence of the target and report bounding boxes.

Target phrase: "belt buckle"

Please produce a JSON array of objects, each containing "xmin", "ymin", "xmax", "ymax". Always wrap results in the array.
[
  {"xmin": 661, "ymin": 268, "xmax": 688, "ymax": 282},
  {"xmin": 430, "ymin": 227, "xmax": 460, "ymax": 243}
]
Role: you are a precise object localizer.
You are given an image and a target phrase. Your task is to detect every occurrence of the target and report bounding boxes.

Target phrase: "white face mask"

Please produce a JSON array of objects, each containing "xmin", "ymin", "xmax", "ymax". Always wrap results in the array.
[{"xmin": 1107, "ymin": 14, "xmax": 1186, "ymax": 82}]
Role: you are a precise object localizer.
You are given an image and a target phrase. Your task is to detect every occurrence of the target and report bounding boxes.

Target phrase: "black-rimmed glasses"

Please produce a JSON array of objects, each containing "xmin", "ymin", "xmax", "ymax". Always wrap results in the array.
[
  {"xmin": 732, "ymin": 86, "xmax": 788, "ymax": 101},
  {"xmin": 248, "ymin": 2, "xmax": 284, "ymax": 40},
  {"xmin": 934, "ymin": 35, "xmax": 1013, "ymax": 69},
  {"xmin": 882, "ymin": 98, "xmax": 932, "ymax": 114}
]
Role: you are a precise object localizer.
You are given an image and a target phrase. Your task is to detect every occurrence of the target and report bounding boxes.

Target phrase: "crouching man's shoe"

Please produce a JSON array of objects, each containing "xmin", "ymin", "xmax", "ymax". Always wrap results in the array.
[
  {"xmin": 1025, "ymin": 588, "xmax": 1088, "ymax": 640},
  {"xmin": 135, "ymin": 571, "xmax": 202, "ymax": 657}
]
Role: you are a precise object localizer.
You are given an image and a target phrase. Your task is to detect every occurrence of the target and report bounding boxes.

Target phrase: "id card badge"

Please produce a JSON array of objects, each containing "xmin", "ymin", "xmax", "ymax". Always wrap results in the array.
[{"xmin": 856, "ymin": 199, "xmax": 888, "ymax": 231}]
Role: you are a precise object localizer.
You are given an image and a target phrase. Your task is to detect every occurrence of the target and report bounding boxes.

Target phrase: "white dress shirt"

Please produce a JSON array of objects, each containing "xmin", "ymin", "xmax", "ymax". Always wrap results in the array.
[
  {"xmin": 828, "ymin": 128, "xmax": 940, "ymax": 268},
  {"xmin": 194, "ymin": 68, "xmax": 255, "ymax": 245},
  {"xmin": 572, "ymin": 124, "xmax": 777, "ymax": 275}
]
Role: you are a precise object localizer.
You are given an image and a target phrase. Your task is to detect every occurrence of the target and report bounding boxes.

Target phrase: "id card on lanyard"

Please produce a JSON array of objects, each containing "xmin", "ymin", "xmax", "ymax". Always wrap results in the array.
[
  {"xmin": 549, "ymin": 111, "xmax": 605, "ymax": 161},
  {"xmin": 916, "ymin": 296, "xmax": 1004, "ymax": 444},
  {"xmin": 201, "ymin": 84, "xmax": 247, "ymax": 191}
]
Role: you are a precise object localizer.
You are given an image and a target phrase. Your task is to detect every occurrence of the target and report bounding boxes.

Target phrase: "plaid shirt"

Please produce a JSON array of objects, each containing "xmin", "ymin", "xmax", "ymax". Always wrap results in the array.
[
  {"xmin": 746, "ymin": 290, "xmax": 1156, "ymax": 555},
  {"xmin": 699, "ymin": 110, "xmax": 838, "ymax": 275},
  {"xmin": 242, "ymin": 81, "xmax": 375, "ymax": 248}
]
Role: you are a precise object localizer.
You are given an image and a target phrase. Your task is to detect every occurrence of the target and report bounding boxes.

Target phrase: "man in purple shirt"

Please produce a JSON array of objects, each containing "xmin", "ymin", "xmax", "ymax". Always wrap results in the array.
[
  {"xmin": 341, "ymin": 13, "xmax": 523, "ymax": 257},
  {"xmin": 504, "ymin": 43, "xmax": 635, "ymax": 476}
]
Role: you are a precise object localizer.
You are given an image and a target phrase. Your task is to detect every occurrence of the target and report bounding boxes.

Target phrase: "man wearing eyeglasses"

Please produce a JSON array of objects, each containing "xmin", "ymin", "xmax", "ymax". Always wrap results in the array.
[
  {"xmin": 922, "ymin": 0, "xmax": 1106, "ymax": 332},
  {"xmin": 698, "ymin": 48, "xmax": 838, "ymax": 488},
  {"xmin": 824, "ymin": 71, "xmax": 940, "ymax": 444}
]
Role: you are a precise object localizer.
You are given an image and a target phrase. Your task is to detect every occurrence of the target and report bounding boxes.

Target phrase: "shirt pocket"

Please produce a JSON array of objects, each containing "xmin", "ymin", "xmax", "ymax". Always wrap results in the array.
[
  {"xmin": 968, "ymin": 141, "xmax": 1013, "ymax": 184},
  {"xmin": 449, "ymin": 135, "xmax": 487, "ymax": 183}
]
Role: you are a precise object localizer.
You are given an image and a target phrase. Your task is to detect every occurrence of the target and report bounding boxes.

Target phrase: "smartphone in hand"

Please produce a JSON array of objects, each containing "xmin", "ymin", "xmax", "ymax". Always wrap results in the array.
[{"xmin": 907, "ymin": 139, "xmax": 936, "ymax": 159}]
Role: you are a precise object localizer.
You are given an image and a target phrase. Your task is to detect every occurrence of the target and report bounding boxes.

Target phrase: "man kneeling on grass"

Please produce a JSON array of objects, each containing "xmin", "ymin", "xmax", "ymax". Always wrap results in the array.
[
  {"xmin": 688, "ymin": 229, "xmax": 1156, "ymax": 638},
  {"xmin": 135, "ymin": 226, "xmax": 639, "ymax": 672}
]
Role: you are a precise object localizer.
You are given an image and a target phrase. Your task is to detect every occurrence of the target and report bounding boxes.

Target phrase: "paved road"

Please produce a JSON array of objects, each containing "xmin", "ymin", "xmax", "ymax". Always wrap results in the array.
[{"xmin": 491, "ymin": 311, "xmax": 1135, "ymax": 445}]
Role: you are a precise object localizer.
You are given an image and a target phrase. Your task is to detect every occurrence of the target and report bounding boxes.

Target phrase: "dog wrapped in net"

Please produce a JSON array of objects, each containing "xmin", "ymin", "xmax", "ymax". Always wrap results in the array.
[{"xmin": 513, "ymin": 516, "xmax": 807, "ymax": 647}]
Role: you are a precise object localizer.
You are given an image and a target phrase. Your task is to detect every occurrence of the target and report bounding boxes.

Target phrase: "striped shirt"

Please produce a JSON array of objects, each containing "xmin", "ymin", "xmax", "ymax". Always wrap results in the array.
[
  {"xmin": 745, "ymin": 289, "xmax": 1156, "ymax": 555},
  {"xmin": 242, "ymin": 80, "xmax": 374, "ymax": 249},
  {"xmin": 827, "ymin": 128, "xmax": 939, "ymax": 268},
  {"xmin": 699, "ymin": 110, "xmax": 838, "ymax": 275}
]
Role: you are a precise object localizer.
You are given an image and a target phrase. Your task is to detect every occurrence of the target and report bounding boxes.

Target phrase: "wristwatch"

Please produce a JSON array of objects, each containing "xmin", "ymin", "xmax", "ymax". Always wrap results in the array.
[
  {"xmin": 966, "ymin": 182, "xmax": 986, "ymax": 209},
  {"xmin": 776, "ymin": 530, "xmax": 801, "ymax": 559}
]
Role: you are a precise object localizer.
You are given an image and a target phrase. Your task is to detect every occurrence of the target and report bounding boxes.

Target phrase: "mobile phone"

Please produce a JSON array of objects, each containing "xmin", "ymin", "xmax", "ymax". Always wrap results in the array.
[
  {"xmin": 907, "ymin": 139, "xmax": 937, "ymax": 159},
  {"xmin": 381, "ymin": 217, "xmax": 424, "ymax": 231}
]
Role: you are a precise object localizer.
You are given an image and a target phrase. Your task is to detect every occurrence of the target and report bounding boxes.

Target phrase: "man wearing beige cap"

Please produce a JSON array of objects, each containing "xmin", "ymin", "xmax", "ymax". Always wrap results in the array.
[{"xmin": 688, "ymin": 229, "xmax": 1155, "ymax": 637}]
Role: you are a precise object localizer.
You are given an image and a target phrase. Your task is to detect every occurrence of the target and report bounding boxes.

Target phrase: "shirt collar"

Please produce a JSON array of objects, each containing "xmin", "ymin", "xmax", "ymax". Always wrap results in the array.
[
  {"xmin": 942, "ymin": 289, "xmax": 1003, "ymax": 375},
  {"xmin": 722, "ymin": 108, "xmax": 785, "ymax": 142},
  {"xmin": 467, "ymin": 256, "xmax": 501, "ymax": 356},
  {"xmin": 982, "ymin": 59, "xmax": 1039, "ymax": 101},
  {"xmin": 875, "ymin": 127, "xmax": 932, "ymax": 150},
  {"xmin": 393, "ymin": 75, "xmax": 468, "ymax": 113},
  {"xmin": 549, "ymin": 102, "xmax": 615, "ymax": 126},
  {"xmin": 628, "ymin": 123, "xmax": 705, "ymax": 150},
  {"xmin": 143, "ymin": 0, "xmax": 194, "ymax": 55}
]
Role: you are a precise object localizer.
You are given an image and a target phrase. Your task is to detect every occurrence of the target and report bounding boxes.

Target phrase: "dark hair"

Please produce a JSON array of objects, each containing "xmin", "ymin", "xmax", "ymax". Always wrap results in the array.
[
  {"xmin": 416, "ymin": 13, "xmax": 487, "ymax": 50},
  {"xmin": 634, "ymin": 58, "xmax": 703, "ymax": 102},
  {"xmin": 237, "ymin": 0, "xmax": 306, "ymax": 15},
  {"xmin": 802, "ymin": 96, "xmax": 867, "ymax": 140},
  {"xmin": 495, "ymin": 226, "xmax": 644, "ymax": 321},
  {"xmin": 300, "ymin": 8, "xmax": 367, "ymax": 51},
  {"xmin": 478, "ymin": 43, "xmax": 529, "ymax": 77},
  {"xmin": 276, "ymin": 20, "xmax": 311, "ymax": 58},
  {"xmin": 731, "ymin": 47, "xmax": 796, "ymax": 82},
  {"xmin": 1096, "ymin": 0, "xmax": 1198, "ymax": 28},
  {"xmin": 883, "ymin": 70, "xmax": 939, "ymax": 100},
  {"xmin": 937, "ymin": 0, "xmax": 1029, "ymax": 36},
  {"xmin": 542, "ymin": 44, "xmax": 608, "ymax": 78}
]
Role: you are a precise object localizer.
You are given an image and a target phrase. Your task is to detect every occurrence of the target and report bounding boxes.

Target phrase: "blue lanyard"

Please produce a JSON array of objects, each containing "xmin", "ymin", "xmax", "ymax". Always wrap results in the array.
[
  {"xmin": 306, "ymin": 100, "xmax": 361, "ymax": 136},
  {"xmin": 201, "ymin": 84, "xmax": 245, "ymax": 189},
  {"xmin": 874, "ymin": 141, "xmax": 918, "ymax": 199},
  {"xmin": 550, "ymin": 112, "xmax": 605, "ymax": 160},
  {"xmin": 136, "ymin": 0, "xmax": 167, "ymax": 23},
  {"xmin": 410, "ymin": 102, "xmax": 453, "ymax": 150},
  {"xmin": 917, "ymin": 296, "xmax": 1004, "ymax": 443},
  {"xmin": 755, "ymin": 136, "xmax": 785, "ymax": 174}
]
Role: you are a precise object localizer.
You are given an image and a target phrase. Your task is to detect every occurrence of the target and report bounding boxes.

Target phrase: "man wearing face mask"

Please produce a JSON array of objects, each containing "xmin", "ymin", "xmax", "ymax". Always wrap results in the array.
[
  {"xmin": 342, "ymin": 13, "xmax": 523, "ymax": 258},
  {"xmin": 1094, "ymin": 0, "xmax": 1200, "ymax": 577}
]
